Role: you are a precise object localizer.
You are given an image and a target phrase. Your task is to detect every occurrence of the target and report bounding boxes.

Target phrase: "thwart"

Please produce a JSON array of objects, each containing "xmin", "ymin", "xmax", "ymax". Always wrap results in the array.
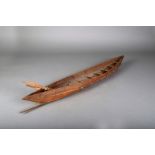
[{"xmin": 22, "ymin": 55, "xmax": 124, "ymax": 113}]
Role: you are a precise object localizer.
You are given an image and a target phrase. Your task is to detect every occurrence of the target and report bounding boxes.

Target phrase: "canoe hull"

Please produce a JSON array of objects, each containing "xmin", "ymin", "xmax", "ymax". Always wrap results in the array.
[{"xmin": 23, "ymin": 55, "xmax": 124, "ymax": 104}]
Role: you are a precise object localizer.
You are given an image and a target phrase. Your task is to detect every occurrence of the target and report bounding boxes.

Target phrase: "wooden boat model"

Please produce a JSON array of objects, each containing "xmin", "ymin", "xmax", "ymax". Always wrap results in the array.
[{"xmin": 22, "ymin": 55, "xmax": 124, "ymax": 113}]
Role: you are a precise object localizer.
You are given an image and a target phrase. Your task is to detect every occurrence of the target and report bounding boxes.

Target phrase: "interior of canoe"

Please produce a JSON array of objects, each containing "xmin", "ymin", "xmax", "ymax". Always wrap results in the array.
[{"xmin": 28, "ymin": 56, "xmax": 123, "ymax": 96}]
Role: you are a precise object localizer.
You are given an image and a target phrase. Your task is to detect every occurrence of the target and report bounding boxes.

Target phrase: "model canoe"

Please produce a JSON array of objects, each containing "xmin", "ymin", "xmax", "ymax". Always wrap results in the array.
[{"xmin": 22, "ymin": 55, "xmax": 124, "ymax": 113}]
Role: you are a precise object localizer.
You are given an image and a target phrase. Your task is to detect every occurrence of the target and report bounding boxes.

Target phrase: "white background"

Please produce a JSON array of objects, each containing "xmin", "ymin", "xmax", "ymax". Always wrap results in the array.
[{"xmin": 0, "ymin": 0, "xmax": 155, "ymax": 155}]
